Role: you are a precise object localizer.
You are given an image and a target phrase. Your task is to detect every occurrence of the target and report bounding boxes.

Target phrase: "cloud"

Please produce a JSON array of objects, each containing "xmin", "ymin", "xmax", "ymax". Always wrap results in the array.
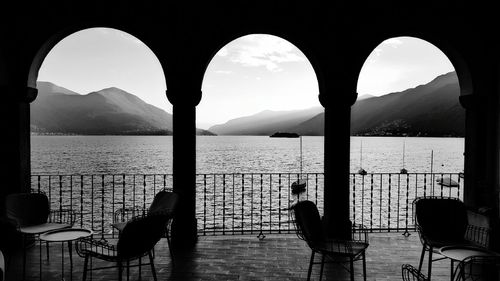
[
  {"xmin": 215, "ymin": 70, "xmax": 233, "ymax": 74},
  {"xmin": 216, "ymin": 47, "xmax": 229, "ymax": 57},
  {"xmin": 222, "ymin": 34, "xmax": 305, "ymax": 71},
  {"xmin": 365, "ymin": 37, "xmax": 404, "ymax": 64},
  {"xmin": 382, "ymin": 38, "xmax": 404, "ymax": 48}
]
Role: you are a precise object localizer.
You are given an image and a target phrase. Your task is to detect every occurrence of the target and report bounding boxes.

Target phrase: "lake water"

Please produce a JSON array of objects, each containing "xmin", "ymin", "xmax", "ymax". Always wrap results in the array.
[
  {"xmin": 30, "ymin": 135, "xmax": 465, "ymax": 234},
  {"xmin": 31, "ymin": 135, "xmax": 464, "ymax": 174}
]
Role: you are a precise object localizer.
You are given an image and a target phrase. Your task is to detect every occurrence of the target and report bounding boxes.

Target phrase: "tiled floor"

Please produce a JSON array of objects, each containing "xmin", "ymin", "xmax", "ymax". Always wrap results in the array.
[{"xmin": 4, "ymin": 232, "xmax": 451, "ymax": 281}]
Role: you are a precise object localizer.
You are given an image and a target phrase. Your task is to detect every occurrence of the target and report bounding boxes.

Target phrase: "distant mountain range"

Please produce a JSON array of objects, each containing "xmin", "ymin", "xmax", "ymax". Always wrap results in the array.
[
  {"xmin": 31, "ymin": 82, "xmax": 215, "ymax": 135},
  {"xmin": 209, "ymin": 71, "xmax": 464, "ymax": 137},
  {"xmin": 33, "ymin": 71, "xmax": 464, "ymax": 137},
  {"xmin": 208, "ymin": 107, "xmax": 325, "ymax": 136}
]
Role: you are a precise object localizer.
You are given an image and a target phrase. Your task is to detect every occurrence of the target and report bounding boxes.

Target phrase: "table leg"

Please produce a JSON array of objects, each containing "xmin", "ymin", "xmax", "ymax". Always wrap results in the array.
[
  {"xmin": 61, "ymin": 241, "xmax": 64, "ymax": 281},
  {"xmin": 68, "ymin": 241, "xmax": 73, "ymax": 281},
  {"xmin": 450, "ymin": 260, "xmax": 454, "ymax": 281},
  {"xmin": 39, "ymin": 235, "xmax": 42, "ymax": 281}
]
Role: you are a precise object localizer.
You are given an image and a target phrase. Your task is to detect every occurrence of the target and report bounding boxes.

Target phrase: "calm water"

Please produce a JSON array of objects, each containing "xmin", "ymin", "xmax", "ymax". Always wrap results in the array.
[
  {"xmin": 30, "ymin": 135, "xmax": 464, "ymax": 174},
  {"xmin": 30, "ymin": 135, "xmax": 465, "ymax": 234}
]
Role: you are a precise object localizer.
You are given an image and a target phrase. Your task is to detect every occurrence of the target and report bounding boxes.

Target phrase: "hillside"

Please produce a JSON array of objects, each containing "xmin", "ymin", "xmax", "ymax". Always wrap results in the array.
[
  {"xmin": 209, "ymin": 107, "xmax": 324, "ymax": 135},
  {"xmin": 208, "ymin": 71, "xmax": 464, "ymax": 137},
  {"xmin": 31, "ymin": 82, "xmax": 215, "ymax": 135},
  {"xmin": 350, "ymin": 71, "xmax": 463, "ymax": 136}
]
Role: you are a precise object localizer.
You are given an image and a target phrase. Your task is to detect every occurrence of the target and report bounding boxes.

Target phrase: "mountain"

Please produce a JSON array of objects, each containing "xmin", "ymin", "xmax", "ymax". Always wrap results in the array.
[
  {"xmin": 208, "ymin": 107, "xmax": 324, "ymax": 135},
  {"xmin": 208, "ymin": 71, "xmax": 464, "ymax": 137},
  {"xmin": 31, "ymin": 82, "xmax": 215, "ymax": 135},
  {"xmin": 350, "ymin": 71, "xmax": 463, "ymax": 137},
  {"xmin": 357, "ymin": 94, "xmax": 375, "ymax": 101}
]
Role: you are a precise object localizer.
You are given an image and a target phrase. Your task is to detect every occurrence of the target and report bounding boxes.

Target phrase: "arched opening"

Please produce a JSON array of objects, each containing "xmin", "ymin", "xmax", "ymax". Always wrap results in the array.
[
  {"xmin": 197, "ymin": 33, "xmax": 322, "ymax": 235},
  {"xmin": 30, "ymin": 27, "xmax": 171, "ymax": 234},
  {"xmin": 352, "ymin": 36, "xmax": 463, "ymax": 231}
]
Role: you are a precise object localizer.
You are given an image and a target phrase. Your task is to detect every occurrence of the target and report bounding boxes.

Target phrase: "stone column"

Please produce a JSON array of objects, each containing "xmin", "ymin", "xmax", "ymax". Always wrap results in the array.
[
  {"xmin": 0, "ymin": 84, "xmax": 37, "ymax": 212},
  {"xmin": 320, "ymin": 91, "xmax": 356, "ymax": 239},
  {"xmin": 166, "ymin": 87, "xmax": 201, "ymax": 248},
  {"xmin": 460, "ymin": 89, "xmax": 498, "ymax": 212}
]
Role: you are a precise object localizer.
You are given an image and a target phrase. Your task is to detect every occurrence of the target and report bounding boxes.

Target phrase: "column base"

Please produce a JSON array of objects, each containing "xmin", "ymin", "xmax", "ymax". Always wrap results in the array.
[{"xmin": 171, "ymin": 217, "xmax": 198, "ymax": 249}]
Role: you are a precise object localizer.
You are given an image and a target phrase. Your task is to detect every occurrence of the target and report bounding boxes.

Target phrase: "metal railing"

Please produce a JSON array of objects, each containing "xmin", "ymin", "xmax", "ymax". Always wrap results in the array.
[{"xmin": 30, "ymin": 172, "xmax": 463, "ymax": 237}]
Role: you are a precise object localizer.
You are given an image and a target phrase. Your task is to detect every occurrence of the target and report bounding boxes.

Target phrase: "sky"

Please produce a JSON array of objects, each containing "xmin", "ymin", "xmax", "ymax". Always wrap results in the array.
[{"xmin": 38, "ymin": 28, "xmax": 455, "ymax": 129}]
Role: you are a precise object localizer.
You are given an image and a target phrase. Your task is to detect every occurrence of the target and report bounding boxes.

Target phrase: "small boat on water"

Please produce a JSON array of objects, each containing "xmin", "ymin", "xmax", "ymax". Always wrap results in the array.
[
  {"xmin": 270, "ymin": 132, "xmax": 300, "ymax": 138},
  {"xmin": 436, "ymin": 177, "xmax": 459, "ymax": 187},
  {"xmin": 358, "ymin": 141, "xmax": 368, "ymax": 175},
  {"xmin": 291, "ymin": 136, "xmax": 307, "ymax": 195},
  {"xmin": 400, "ymin": 139, "xmax": 408, "ymax": 174}
]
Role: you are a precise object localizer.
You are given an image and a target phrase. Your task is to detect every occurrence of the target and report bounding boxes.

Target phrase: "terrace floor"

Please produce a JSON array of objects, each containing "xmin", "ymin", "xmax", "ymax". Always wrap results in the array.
[{"xmin": 4, "ymin": 232, "xmax": 452, "ymax": 281}]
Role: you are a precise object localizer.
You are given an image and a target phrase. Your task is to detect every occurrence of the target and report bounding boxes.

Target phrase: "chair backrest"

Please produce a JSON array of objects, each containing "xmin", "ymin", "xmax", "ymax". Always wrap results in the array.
[
  {"xmin": 148, "ymin": 190, "xmax": 179, "ymax": 216},
  {"xmin": 291, "ymin": 200, "xmax": 324, "ymax": 246},
  {"xmin": 117, "ymin": 213, "xmax": 168, "ymax": 260},
  {"xmin": 0, "ymin": 250, "xmax": 4, "ymax": 281},
  {"xmin": 5, "ymin": 193, "xmax": 50, "ymax": 227},
  {"xmin": 454, "ymin": 255, "xmax": 500, "ymax": 281},
  {"xmin": 401, "ymin": 264, "xmax": 428, "ymax": 281},
  {"xmin": 414, "ymin": 197, "xmax": 468, "ymax": 243}
]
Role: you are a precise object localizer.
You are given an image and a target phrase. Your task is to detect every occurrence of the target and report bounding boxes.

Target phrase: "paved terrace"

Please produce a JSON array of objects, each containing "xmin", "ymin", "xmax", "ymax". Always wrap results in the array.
[{"xmin": 5, "ymin": 232, "xmax": 451, "ymax": 281}]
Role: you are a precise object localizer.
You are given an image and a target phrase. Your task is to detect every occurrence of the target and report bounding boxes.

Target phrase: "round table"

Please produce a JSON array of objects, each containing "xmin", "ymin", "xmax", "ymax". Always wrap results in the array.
[
  {"xmin": 40, "ymin": 228, "xmax": 93, "ymax": 281},
  {"xmin": 439, "ymin": 245, "xmax": 500, "ymax": 280}
]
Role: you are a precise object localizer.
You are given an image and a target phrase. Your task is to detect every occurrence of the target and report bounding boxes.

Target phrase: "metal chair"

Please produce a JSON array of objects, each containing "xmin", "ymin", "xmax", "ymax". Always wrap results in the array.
[
  {"xmin": 5, "ymin": 192, "xmax": 75, "ymax": 280},
  {"xmin": 76, "ymin": 213, "xmax": 168, "ymax": 281},
  {"xmin": 403, "ymin": 255, "xmax": 500, "ymax": 281},
  {"xmin": 402, "ymin": 264, "xmax": 428, "ymax": 281},
  {"xmin": 453, "ymin": 255, "xmax": 500, "ymax": 281},
  {"xmin": 414, "ymin": 196, "xmax": 471, "ymax": 280},
  {"xmin": 290, "ymin": 200, "xmax": 369, "ymax": 281},
  {"xmin": 1, "ymin": 250, "xmax": 5, "ymax": 281},
  {"xmin": 112, "ymin": 190, "xmax": 179, "ymax": 264}
]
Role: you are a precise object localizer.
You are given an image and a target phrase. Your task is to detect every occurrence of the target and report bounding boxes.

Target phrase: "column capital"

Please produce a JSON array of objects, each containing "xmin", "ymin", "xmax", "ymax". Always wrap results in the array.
[
  {"xmin": 459, "ymin": 94, "xmax": 479, "ymax": 110},
  {"xmin": 2, "ymin": 85, "xmax": 38, "ymax": 103},
  {"xmin": 319, "ymin": 92, "xmax": 357, "ymax": 108},
  {"xmin": 166, "ymin": 88, "xmax": 202, "ymax": 107}
]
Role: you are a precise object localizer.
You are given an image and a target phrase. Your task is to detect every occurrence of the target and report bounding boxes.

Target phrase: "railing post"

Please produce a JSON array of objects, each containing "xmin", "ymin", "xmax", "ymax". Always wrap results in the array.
[{"xmin": 241, "ymin": 174, "xmax": 245, "ymax": 234}]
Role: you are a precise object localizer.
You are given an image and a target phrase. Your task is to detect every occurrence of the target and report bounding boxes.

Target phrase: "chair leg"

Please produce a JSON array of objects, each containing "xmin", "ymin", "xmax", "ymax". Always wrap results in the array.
[
  {"xmin": 126, "ymin": 260, "xmax": 130, "ymax": 281},
  {"xmin": 149, "ymin": 251, "xmax": 157, "ymax": 281},
  {"xmin": 68, "ymin": 241, "xmax": 73, "ymax": 281},
  {"xmin": 139, "ymin": 257, "xmax": 142, "ymax": 281},
  {"xmin": 166, "ymin": 231, "xmax": 175, "ymax": 266},
  {"xmin": 418, "ymin": 245, "xmax": 426, "ymax": 273},
  {"xmin": 319, "ymin": 255, "xmax": 325, "ymax": 281},
  {"xmin": 82, "ymin": 255, "xmax": 89, "ymax": 281},
  {"xmin": 22, "ymin": 235, "xmax": 27, "ymax": 281},
  {"xmin": 450, "ymin": 259, "xmax": 454, "ymax": 281},
  {"xmin": 307, "ymin": 251, "xmax": 315, "ymax": 281},
  {"xmin": 39, "ymin": 236, "xmax": 42, "ymax": 281},
  {"xmin": 46, "ymin": 241, "xmax": 50, "ymax": 261},
  {"xmin": 118, "ymin": 261, "xmax": 123, "ymax": 281},
  {"xmin": 427, "ymin": 247, "xmax": 433, "ymax": 281},
  {"xmin": 362, "ymin": 251, "xmax": 367, "ymax": 281},
  {"xmin": 350, "ymin": 257, "xmax": 355, "ymax": 281}
]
